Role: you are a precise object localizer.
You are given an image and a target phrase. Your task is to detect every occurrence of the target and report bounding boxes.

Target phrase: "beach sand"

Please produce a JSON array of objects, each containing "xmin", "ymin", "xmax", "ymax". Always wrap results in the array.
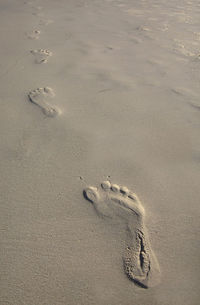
[{"xmin": 0, "ymin": 0, "xmax": 200, "ymax": 304}]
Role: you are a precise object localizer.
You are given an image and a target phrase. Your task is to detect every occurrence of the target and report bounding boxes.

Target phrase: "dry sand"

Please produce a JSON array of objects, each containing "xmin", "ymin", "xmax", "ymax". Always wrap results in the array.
[{"xmin": 0, "ymin": 0, "xmax": 200, "ymax": 304}]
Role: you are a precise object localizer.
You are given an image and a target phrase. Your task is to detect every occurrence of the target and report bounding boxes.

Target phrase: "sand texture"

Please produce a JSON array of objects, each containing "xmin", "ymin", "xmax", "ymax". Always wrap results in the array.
[{"xmin": 0, "ymin": 0, "xmax": 200, "ymax": 304}]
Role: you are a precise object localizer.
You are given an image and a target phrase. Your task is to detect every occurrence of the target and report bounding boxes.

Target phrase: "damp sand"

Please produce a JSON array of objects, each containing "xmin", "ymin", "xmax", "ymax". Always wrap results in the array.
[{"xmin": 0, "ymin": 0, "xmax": 200, "ymax": 304}]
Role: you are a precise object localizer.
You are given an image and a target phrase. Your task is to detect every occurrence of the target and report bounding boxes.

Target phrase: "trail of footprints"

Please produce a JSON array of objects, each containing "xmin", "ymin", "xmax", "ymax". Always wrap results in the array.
[
  {"xmin": 26, "ymin": 4, "xmax": 161, "ymax": 288},
  {"xmin": 27, "ymin": 6, "xmax": 59, "ymax": 116},
  {"xmin": 84, "ymin": 181, "xmax": 161, "ymax": 288}
]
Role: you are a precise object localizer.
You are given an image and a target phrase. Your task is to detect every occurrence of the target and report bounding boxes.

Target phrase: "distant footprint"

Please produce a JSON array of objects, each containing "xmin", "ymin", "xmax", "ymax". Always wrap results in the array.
[
  {"xmin": 30, "ymin": 49, "xmax": 52, "ymax": 63},
  {"xmin": 83, "ymin": 181, "xmax": 161, "ymax": 288},
  {"xmin": 27, "ymin": 30, "xmax": 40, "ymax": 40},
  {"xmin": 28, "ymin": 87, "xmax": 60, "ymax": 117},
  {"xmin": 39, "ymin": 19, "xmax": 54, "ymax": 26}
]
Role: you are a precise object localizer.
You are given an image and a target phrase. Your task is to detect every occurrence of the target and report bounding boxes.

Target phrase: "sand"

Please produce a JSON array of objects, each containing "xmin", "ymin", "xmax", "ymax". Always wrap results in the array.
[{"xmin": 0, "ymin": 0, "xmax": 200, "ymax": 304}]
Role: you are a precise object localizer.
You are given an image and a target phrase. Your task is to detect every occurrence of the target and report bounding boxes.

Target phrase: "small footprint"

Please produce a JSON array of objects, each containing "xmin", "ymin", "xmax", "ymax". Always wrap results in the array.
[
  {"xmin": 27, "ymin": 30, "xmax": 40, "ymax": 40},
  {"xmin": 39, "ymin": 19, "xmax": 54, "ymax": 26},
  {"xmin": 83, "ymin": 181, "xmax": 161, "ymax": 288},
  {"xmin": 30, "ymin": 49, "xmax": 52, "ymax": 63},
  {"xmin": 28, "ymin": 87, "xmax": 60, "ymax": 117}
]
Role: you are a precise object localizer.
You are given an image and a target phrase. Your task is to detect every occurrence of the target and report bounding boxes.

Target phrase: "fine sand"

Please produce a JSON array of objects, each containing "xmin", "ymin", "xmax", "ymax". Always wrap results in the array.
[{"xmin": 0, "ymin": 0, "xmax": 200, "ymax": 304}]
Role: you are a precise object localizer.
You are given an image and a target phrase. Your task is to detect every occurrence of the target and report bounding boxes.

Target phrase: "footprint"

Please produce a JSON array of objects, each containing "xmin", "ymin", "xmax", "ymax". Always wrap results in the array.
[
  {"xmin": 39, "ymin": 19, "xmax": 54, "ymax": 26},
  {"xmin": 27, "ymin": 30, "xmax": 40, "ymax": 40},
  {"xmin": 30, "ymin": 49, "xmax": 52, "ymax": 64},
  {"xmin": 83, "ymin": 181, "xmax": 161, "ymax": 288},
  {"xmin": 28, "ymin": 87, "xmax": 60, "ymax": 117}
]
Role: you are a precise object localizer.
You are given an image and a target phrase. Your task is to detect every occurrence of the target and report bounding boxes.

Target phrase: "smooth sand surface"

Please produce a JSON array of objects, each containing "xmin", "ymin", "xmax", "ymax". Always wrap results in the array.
[{"xmin": 0, "ymin": 0, "xmax": 200, "ymax": 304}]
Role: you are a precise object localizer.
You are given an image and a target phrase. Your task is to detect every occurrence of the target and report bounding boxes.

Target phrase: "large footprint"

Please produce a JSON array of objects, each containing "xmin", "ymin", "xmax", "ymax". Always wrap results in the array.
[{"xmin": 83, "ymin": 181, "xmax": 161, "ymax": 288}]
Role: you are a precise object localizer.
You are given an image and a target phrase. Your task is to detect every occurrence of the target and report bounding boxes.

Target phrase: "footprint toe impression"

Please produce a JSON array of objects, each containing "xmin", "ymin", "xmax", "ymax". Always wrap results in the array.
[
  {"xmin": 84, "ymin": 187, "xmax": 99, "ymax": 203},
  {"xmin": 111, "ymin": 184, "xmax": 120, "ymax": 192}
]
